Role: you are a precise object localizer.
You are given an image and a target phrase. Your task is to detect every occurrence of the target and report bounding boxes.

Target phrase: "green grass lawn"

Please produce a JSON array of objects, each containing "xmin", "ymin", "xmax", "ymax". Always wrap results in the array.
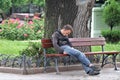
[
  {"xmin": 92, "ymin": 42, "xmax": 120, "ymax": 52},
  {"xmin": 0, "ymin": 39, "xmax": 120, "ymax": 56},
  {"xmin": 92, "ymin": 42, "xmax": 120, "ymax": 61},
  {"xmin": 0, "ymin": 39, "xmax": 29, "ymax": 55}
]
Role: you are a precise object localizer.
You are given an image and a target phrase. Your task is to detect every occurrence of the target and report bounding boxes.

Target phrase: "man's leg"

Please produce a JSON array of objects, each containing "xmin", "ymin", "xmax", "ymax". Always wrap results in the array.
[
  {"xmin": 82, "ymin": 63, "xmax": 100, "ymax": 75},
  {"xmin": 68, "ymin": 47, "xmax": 101, "ymax": 72},
  {"xmin": 61, "ymin": 45, "xmax": 91, "ymax": 66},
  {"xmin": 61, "ymin": 45, "xmax": 100, "ymax": 75}
]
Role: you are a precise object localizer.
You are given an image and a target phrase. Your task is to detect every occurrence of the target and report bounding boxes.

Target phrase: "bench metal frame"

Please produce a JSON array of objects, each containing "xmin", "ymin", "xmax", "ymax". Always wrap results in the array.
[{"xmin": 41, "ymin": 37, "xmax": 120, "ymax": 74}]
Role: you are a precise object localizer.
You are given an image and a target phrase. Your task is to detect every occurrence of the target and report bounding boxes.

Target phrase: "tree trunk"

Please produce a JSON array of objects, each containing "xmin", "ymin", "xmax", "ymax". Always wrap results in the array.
[
  {"xmin": 110, "ymin": 25, "xmax": 113, "ymax": 31},
  {"xmin": 73, "ymin": 0, "xmax": 94, "ymax": 38},
  {"xmin": 44, "ymin": 0, "xmax": 95, "ymax": 52},
  {"xmin": 44, "ymin": 0, "xmax": 61, "ymax": 38}
]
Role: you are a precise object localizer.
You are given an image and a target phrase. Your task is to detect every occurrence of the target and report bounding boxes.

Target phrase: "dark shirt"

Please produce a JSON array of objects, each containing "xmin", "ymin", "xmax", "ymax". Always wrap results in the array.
[{"xmin": 52, "ymin": 30, "xmax": 72, "ymax": 54}]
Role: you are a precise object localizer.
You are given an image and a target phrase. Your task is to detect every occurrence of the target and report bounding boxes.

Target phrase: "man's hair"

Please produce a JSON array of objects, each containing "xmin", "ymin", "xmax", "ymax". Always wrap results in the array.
[{"xmin": 62, "ymin": 24, "xmax": 73, "ymax": 32}]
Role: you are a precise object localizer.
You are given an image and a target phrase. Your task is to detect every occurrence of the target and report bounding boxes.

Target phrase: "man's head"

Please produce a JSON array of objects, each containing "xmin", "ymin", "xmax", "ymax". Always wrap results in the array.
[{"xmin": 61, "ymin": 24, "xmax": 73, "ymax": 36}]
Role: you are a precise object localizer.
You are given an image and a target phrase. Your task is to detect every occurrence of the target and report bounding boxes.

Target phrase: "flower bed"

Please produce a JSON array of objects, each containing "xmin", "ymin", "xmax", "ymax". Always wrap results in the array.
[{"xmin": 0, "ymin": 15, "xmax": 44, "ymax": 40}]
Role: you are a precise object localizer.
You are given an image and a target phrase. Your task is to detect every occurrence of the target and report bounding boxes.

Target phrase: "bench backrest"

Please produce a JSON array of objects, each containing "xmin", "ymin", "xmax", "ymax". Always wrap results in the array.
[
  {"xmin": 41, "ymin": 37, "xmax": 106, "ymax": 49},
  {"xmin": 41, "ymin": 39, "xmax": 53, "ymax": 48},
  {"xmin": 69, "ymin": 37, "xmax": 106, "ymax": 47}
]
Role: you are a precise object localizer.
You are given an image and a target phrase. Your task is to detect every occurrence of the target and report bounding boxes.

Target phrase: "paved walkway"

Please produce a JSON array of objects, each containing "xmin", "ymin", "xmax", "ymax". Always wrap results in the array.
[{"xmin": 0, "ymin": 68, "xmax": 120, "ymax": 80}]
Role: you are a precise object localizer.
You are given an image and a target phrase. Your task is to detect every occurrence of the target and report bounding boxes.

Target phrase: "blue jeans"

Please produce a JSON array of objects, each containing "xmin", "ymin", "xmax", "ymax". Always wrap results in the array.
[{"xmin": 61, "ymin": 45, "xmax": 93, "ymax": 73}]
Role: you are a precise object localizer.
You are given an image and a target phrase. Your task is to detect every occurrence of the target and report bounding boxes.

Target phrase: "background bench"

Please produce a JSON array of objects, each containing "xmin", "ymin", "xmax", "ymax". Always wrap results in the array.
[{"xmin": 41, "ymin": 37, "xmax": 120, "ymax": 74}]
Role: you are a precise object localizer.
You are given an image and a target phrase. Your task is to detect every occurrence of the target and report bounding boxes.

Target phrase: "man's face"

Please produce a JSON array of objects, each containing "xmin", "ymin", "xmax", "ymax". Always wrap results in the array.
[{"xmin": 62, "ymin": 30, "xmax": 71, "ymax": 36}]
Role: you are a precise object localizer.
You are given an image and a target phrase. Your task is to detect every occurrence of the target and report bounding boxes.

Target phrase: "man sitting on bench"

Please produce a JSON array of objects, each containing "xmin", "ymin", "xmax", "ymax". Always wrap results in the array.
[{"xmin": 52, "ymin": 24, "xmax": 100, "ymax": 75}]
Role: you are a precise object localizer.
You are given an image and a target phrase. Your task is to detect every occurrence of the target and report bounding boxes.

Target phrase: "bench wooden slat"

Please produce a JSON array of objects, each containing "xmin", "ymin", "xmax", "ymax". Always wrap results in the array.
[
  {"xmin": 84, "ymin": 51, "xmax": 120, "ymax": 55},
  {"xmin": 71, "ymin": 41, "xmax": 105, "ymax": 46},
  {"xmin": 41, "ymin": 39, "xmax": 53, "ymax": 48},
  {"xmin": 69, "ymin": 37, "xmax": 105, "ymax": 42},
  {"xmin": 41, "ymin": 38, "xmax": 51, "ymax": 42},
  {"xmin": 42, "ymin": 43, "xmax": 53, "ymax": 48},
  {"xmin": 45, "ymin": 51, "xmax": 120, "ymax": 57},
  {"xmin": 41, "ymin": 38, "xmax": 106, "ymax": 48},
  {"xmin": 46, "ymin": 54, "xmax": 69, "ymax": 57},
  {"xmin": 69, "ymin": 37, "xmax": 106, "ymax": 46}
]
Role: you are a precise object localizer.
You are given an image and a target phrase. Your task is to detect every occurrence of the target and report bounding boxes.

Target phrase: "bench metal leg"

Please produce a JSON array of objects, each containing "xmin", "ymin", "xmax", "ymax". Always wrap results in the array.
[
  {"xmin": 112, "ymin": 54, "xmax": 118, "ymax": 70},
  {"xmin": 54, "ymin": 58, "xmax": 60, "ymax": 74},
  {"xmin": 63, "ymin": 56, "xmax": 71, "ymax": 66},
  {"xmin": 101, "ymin": 54, "xmax": 109, "ymax": 68},
  {"xmin": 69, "ymin": 56, "xmax": 72, "ymax": 65},
  {"xmin": 44, "ymin": 56, "xmax": 47, "ymax": 73},
  {"xmin": 101, "ymin": 54, "xmax": 118, "ymax": 70}
]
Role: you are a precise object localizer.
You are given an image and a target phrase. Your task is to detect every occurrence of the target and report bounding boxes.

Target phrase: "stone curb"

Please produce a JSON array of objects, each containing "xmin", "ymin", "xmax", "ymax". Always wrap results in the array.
[{"xmin": 0, "ymin": 62, "xmax": 120, "ymax": 75}]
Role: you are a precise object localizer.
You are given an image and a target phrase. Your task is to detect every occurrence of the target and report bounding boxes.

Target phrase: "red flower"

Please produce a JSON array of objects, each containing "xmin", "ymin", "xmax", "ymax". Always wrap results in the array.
[
  {"xmin": 28, "ymin": 21, "xmax": 33, "ymax": 25},
  {"xmin": 33, "ymin": 16, "xmax": 40, "ymax": 20},
  {"xmin": 23, "ymin": 34, "xmax": 28, "ymax": 37},
  {"xmin": 1, "ymin": 20, "xmax": 5, "ymax": 24},
  {"xmin": 15, "ymin": 18, "xmax": 20, "ymax": 23},
  {"xmin": 16, "ymin": 23, "xmax": 24, "ymax": 29},
  {"xmin": 9, "ymin": 18, "xmax": 15, "ymax": 24},
  {"xmin": 25, "ymin": 15, "xmax": 29, "ymax": 19},
  {"xmin": 8, "ymin": 18, "xmax": 20, "ymax": 24}
]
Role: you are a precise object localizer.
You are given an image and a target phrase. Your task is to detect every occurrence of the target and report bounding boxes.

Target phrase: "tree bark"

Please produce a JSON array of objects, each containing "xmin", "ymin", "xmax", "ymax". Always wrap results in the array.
[
  {"xmin": 44, "ymin": 0, "xmax": 61, "ymax": 38},
  {"xmin": 44, "ymin": 0, "xmax": 95, "ymax": 52}
]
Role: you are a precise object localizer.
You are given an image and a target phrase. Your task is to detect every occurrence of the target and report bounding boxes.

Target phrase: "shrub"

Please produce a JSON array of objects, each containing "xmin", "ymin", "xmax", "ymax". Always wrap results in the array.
[
  {"xmin": 102, "ymin": 0, "xmax": 120, "ymax": 31},
  {"xmin": 0, "ymin": 16, "xmax": 44, "ymax": 40},
  {"xmin": 19, "ymin": 42, "xmax": 56, "ymax": 57},
  {"xmin": 101, "ymin": 30, "xmax": 120, "ymax": 43},
  {"xmin": 19, "ymin": 42, "xmax": 42, "ymax": 57}
]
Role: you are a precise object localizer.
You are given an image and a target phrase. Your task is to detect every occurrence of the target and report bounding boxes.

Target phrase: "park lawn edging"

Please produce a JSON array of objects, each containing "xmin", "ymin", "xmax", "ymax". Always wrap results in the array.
[{"xmin": 0, "ymin": 63, "xmax": 120, "ymax": 75}]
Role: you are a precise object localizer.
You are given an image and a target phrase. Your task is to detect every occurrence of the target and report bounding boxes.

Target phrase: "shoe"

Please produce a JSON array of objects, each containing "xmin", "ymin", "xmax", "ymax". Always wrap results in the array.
[
  {"xmin": 90, "ymin": 66, "xmax": 101, "ymax": 71},
  {"xmin": 88, "ymin": 70, "xmax": 100, "ymax": 76}
]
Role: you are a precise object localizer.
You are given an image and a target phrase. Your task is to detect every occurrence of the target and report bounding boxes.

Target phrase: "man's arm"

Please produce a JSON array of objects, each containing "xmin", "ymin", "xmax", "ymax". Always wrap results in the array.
[
  {"xmin": 67, "ymin": 38, "xmax": 72, "ymax": 47},
  {"xmin": 52, "ymin": 32, "xmax": 64, "ymax": 54}
]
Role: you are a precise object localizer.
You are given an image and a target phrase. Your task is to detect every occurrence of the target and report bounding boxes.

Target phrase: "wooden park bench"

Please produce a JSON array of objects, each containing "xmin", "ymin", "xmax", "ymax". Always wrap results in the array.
[{"xmin": 41, "ymin": 37, "xmax": 120, "ymax": 74}]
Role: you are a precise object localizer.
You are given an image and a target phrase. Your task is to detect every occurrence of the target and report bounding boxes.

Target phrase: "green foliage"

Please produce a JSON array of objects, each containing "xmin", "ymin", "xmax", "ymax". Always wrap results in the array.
[
  {"xmin": 32, "ymin": 0, "xmax": 45, "ymax": 7},
  {"xmin": 47, "ymin": 48, "xmax": 56, "ymax": 54},
  {"xmin": 0, "ymin": 0, "xmax": 12, "ymax": 12},
  {"xmin": 19, "ymin": 42, "xmax": 42, "ymax": 57},
  {"xmin": 0, "ymin": 0, "xmax": 45, "ymax": 13},
  {"xmin": 101, "ymin": 30, "xmax": 120, "ymax": 43},
  {"xmin": 0, "ymin": 17, "xmax": 44, "ymax": 40},
  {"xmin": 11, "ymin": 0, "xmax": 28, "ymax": 7},
  {"xmin": 12, "ymin": 0, "xmax": 45, "ymax": 7},
  {"xmin": 102, "ymin": 0, "xmax": 120, "ymax": 31}
]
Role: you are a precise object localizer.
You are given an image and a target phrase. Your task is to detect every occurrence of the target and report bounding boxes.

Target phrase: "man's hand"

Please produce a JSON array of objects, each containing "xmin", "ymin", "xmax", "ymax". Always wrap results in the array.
[{"xmin": 63, "ymin": 52, "xmax": 68, "ymax": 54}]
